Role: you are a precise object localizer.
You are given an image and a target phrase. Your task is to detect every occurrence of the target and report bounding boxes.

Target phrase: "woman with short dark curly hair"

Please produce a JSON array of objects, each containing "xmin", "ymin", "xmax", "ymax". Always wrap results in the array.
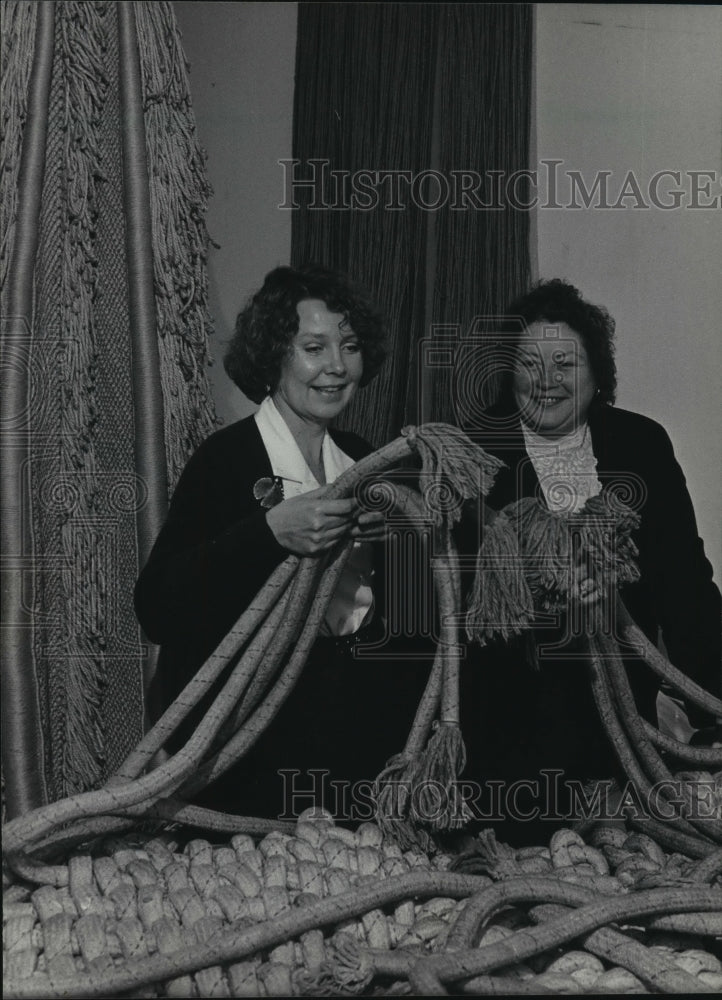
[
  {"xmin": 500, "ymin": 277, "xmax": 617, "ymax": 408},
  {"xmin": 458, "ymin": 278, "xmax": 721, "ymax": 846},
  {"xmin": 135, "ymin": 264, "xmax": 428, "ymax": 820},
  {"xmin": 224, "ymin": 264, "xmax": 387, "ymax": 403}
]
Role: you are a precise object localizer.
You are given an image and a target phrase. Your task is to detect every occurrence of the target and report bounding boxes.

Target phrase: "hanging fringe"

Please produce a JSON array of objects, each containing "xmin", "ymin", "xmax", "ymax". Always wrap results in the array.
[
  {"xmin": 500, "ymin": 491, "xmax": 639, "ymax": 614},
  {"xmin": 408, "ymin": 720, "xmax": 472, "ymax": 832},
  {"xmin": 464, "ymin": 490, "xmax": 641, "ymax": 646},
  {"xmin": 374, "ymin": 752, "xmax": 435, "ymax": 853},
  {"xmin": 56, "ymin": 1, "xmax": 110, "ymax": 793},
  {"xmin": 402, "ymin": 422, "xmax": 505, "ymax": 526},
  {"xmin": 0, "ymin": 0, "xmax": 39, "ymax": 291},
  {"xmin": 465, "ymin": 511, "xmax": 534, "ymax": 644},
  {"xmin": 578, "ymin": 491, "xmax": 641, "ymax": 589},
  {"xmin": 133, "ymin": 1, "xmax": 218, "ymax": 490}
]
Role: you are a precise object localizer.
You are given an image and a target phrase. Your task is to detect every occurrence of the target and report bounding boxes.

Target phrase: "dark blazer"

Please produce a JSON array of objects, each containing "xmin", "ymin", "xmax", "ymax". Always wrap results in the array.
[
  {"xmin": 134, "ymin": 415, "xmax": 430, "ymax": 818},
  {"xmin": 455, "ymin": 404, "xmax": 721, "ymax": 841},
  {"xmin": 135, "ymin": 415, "xmax": 376, "ymax": 712}
]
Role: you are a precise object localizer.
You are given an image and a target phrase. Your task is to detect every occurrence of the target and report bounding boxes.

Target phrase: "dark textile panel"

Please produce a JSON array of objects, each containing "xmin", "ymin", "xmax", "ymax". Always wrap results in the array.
[
  {"xmin": 291, "ymin": 2, "xmax": 441, "ymax": 447},
  {"xmin": 291, "ymin": 2, "xmax": 532, "ymax": 445},
  {"xmin": 432, "ymin": 4, "xmax": 533, "ymax": 427}
]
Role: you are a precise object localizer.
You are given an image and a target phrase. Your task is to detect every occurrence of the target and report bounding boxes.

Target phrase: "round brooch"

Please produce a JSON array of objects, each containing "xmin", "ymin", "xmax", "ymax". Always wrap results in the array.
[{"xmin": 253, "ymin": 476, "xmax": 284, "ymax": 509}]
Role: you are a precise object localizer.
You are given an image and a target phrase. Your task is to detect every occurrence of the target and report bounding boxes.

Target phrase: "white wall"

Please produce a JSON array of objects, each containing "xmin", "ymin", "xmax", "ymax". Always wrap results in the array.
[
  {"xmin": 535, "ymin": 3, "xmax": 722, "ymax": 583},
  {"xmin": 174, "ymin": 1, "xmax": 297, "ymax": 426}
]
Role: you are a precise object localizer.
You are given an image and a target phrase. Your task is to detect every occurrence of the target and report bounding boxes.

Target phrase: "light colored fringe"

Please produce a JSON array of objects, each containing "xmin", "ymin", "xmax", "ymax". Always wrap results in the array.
[
  {"xmin": 465, "ymin": 512, "xmax": 534, "ymax": 645},
  {"xmin": 403, "ymin": 423, "xmax": 505, "ymax": 526},
  {"xmin": 0, "ymin": 0, "xmax": 38, "ymax": 291},
  {"xmin": 503, "ymin": 492, "xmax": 641, "ymax": 613},
  {"xmin": 57, "ymin": 1, "xmax": 109, "ymax": 793},
  {"xmin": 133, "ymin": 0, "xmax": 218, "ymax": 491}
]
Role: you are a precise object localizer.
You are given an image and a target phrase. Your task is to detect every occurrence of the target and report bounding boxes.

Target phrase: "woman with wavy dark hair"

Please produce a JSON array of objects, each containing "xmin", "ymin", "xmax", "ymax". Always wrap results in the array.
[
  {"xmin": 458, "ymin": 278, "xmax": 721, "ymax": 844},
  {"xmin": 135, "ymin": 264, "xmax": 426, "ymax": 820}
]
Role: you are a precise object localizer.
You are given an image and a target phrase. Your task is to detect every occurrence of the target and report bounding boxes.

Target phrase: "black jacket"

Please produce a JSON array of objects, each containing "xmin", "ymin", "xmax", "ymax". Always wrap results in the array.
[
  {"xmin": 134, "ymin": 416, "xmax": 430, "ymax": 817},
  {"xmin": 455, "ymin": 404, "xmax": 721, "ymax": 841},
  {"xmin": 135, "ymin": 415, "xmax": 376, "ymax": 701}
]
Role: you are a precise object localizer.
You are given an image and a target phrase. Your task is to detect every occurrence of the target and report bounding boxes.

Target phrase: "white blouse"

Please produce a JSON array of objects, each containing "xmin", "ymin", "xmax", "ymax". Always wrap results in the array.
[
  {"xmin": 254, "ymin": 396, "xmax": 374, "ymax": 635},
  {"xmin": 521, "ymin": 421, "xmax": 602, "ymax": 513}
]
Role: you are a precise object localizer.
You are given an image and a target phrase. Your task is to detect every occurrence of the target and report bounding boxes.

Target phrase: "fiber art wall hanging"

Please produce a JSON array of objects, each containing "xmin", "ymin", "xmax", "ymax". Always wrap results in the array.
[{"xmin": 1, "ymin": 0, "xmax": 218, "ymax": 815}]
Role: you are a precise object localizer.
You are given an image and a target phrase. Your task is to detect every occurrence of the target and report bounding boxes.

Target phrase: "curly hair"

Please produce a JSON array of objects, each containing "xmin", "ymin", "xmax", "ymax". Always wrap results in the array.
[
  {"xmin": 499, "ymin": 278, "xmax": 617, "ymax": 408},
  {"xmin": 224, "ymin": 264, "xmax": 388, "ymax": 404}
]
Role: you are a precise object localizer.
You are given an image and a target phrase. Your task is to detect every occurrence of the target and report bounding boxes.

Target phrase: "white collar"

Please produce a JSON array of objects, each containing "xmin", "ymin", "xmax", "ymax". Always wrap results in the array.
[
  {"xmin": 521, "ymin": 421, "xmax": 590, "ymax": 456},
  {"xmin": 254, "ymin": 396, "xmax": 354, "ymax": 490}
]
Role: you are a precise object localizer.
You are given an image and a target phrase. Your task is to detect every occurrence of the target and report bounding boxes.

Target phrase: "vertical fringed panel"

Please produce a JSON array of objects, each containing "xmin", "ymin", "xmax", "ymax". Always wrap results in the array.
[
  {"xmin": 132, "ymin": 0, "xmax": 218, "ymax": 490},
  {"xmin": 0, "ymin": 0, "xmax": 55, "ymax": 819},
  {"xmin": 0, "ymin": 0, "xmax": 39, "ymax": 288},
  {"xmin": 433, "ymin": 3, "xmax": 533, "ymax": 425},
  {"xmin": 4, "ymin": 0, "xmax": 217, "ymax": 805},
  {"xmin": 31, "ymin": 0, "xmax": 113, "ymax": 797}
]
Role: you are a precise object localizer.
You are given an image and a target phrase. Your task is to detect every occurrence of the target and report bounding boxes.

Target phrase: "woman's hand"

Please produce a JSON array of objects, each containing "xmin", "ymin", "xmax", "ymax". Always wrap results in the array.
[
  {"xmin": 351, "ymin": 510, "xmax": 387, "ymax": 542},
  {"xmin": 265, "ymin": 487, "xmax": 358, "ymax": 555}
]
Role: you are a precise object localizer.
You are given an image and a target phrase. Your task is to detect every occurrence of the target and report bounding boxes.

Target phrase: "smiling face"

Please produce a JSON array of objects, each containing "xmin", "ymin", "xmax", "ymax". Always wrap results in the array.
[
  {"xmin": 272, "ymin": 298, "xmax": 363, "ymax": 431},
  {"xmin": 512, "ymin": 320, "xmax": 597, "ymax": 438}
]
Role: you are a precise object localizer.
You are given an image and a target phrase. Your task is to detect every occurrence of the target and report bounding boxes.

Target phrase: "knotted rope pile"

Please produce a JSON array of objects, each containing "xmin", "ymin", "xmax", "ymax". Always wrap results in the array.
[
  {"xmin": 3, "ymin": 421, "xmax": 722, "ymax": 995},
  {"xmin": 3, "ymin": 813, "xmax": 721, "ymax": 997}
]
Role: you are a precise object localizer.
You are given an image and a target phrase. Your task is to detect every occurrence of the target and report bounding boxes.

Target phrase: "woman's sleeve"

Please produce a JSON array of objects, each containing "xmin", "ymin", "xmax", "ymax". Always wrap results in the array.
[
  {"xmin": 641, "ymin": 424, "xmax": 721, "ymax": 724},
  {"xmin": 134, "ymin": 437, "xmax": 287, "ymax": 647}
]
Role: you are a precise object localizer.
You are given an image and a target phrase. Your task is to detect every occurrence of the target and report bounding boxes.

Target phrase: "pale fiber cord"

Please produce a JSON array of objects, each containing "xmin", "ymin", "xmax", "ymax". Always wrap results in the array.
[
  {"xmin": 0, "ymin": 0, "xmax": 55, "ymax": 817},
  {"xmin": 4, "ymin": 438, "xmax": 412, "ymax": 859},
  {"xmin": 599, "ymin": 629, "xmax": 722, "ymax": 845},
  {"xmin": 587, "ymin": 634, "xmax": 714, "ymax": 852},
  {"xmin": 181, "ymin": 544, "xmax": 351, "ymax": 795},
  {"xmin": 2, "ymin": 426, "xmax": 508, "ymax": 873},
  {"xmin": 113, "ymin": 558, "xmax": 299, "ymax": 782},
  {"xmin": 5, "ymin": 878, "xmax": 718, "ymax": 999},
  {"xmin": 184, "ymin": 478, "xmax": 466, "ymax": 793},
  {"xmin": 615, "ymin": 596, "xmax": 722, "ymax": 717},
  {"xmin": 405, "ymin": 885, "xmax": 720, "ymax": 995},
  {"xmin": 209, "ymin": 556, "xmax": 327, "ymax": 747},
  {"xmin": 642, "ymin": 722, "xmax": 722, "ymax": 768}
]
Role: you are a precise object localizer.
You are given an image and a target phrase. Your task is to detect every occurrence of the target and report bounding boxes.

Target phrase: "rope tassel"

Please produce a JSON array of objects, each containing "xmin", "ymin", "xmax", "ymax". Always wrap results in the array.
[
  {"xmin": 403, "ymin": 423, "xmax": 505, "ymax": 526},
  {"xmin": 467, "ymin": 492, "xmax": 642, "ymax": 630},
  {"xmin": 465, "ymin": 511, "xmax": 534, "ymax": 644},
  {"xmin": 408, "ymin": 720, "xmax": 472, "ymax": 831}
]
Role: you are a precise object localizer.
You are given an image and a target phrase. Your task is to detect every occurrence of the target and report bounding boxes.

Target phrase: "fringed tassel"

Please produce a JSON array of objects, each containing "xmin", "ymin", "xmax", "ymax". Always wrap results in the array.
[
  {"xmin": 503, "ymin": 492, "xmax": 641, "ymax": 615},
  {"xmin": 374, "ymin": 646, "xmax": 443, "ymax": 851},
  {"xmin": 374, "ymin": 753, "xmax": 434, "ymax": 852},
  {"xmin": 465, "ymin": 512, "xmax": 534, "ymax": 644},
  {"xmin": 402, "ymin": 423, "xmax": 505, "ymax": 526},
  {"xmin": 294, "ymin": 932, "xmax": 374, "ymax": 997},
  {"xmin": 408, "ymin": 721, "xmax": 472, "ymax": 831},
  {"xmin": 577, "ymin": 492, "xmax": 641, "ymax": 587},
  {"xmin": 0, "ymin": 0, "xmax": 39, "ymax": 290},
  {"xmin": 133, "ymin": 1, "xmax": 218, "ymax": 490},
  {"xmin": 57, "ymin": 1, "xmax": 110, "ymax": 793},
  {"xmin": 506, "ymin": 498, "xmax": 573, "ymax": 612}
]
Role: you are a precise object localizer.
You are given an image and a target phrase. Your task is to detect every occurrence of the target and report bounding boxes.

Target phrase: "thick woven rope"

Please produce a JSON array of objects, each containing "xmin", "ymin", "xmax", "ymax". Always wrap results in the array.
[{"xmin": 3, "ymin": 813, "xmax": 721, "ymax": 997}]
